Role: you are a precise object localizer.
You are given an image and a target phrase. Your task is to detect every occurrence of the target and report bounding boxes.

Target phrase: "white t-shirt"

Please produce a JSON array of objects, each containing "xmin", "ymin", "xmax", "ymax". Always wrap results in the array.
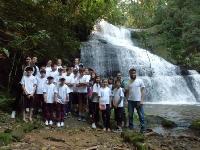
[
  {"xmin": 43, "ymin": 83, "xmax": 56, "ymax": 103},
  {"xmin": 127, "ymin": 78, "xmax": 145, "ymax": 101},
  {"xmin": 98, "ymin": 87, "xmax": 112, "ymax": 104},
  {"xmin": 20, "ymin": 75, "xmax": 37, "ymax": 94},
  {"xmin": 36, "ymin": 76, "xmax": 47, "ymax": 94},
  {"xmin": 65, "ymin": 75, "xmax": 73, "ymax": 93},
  {"xmin": 54, "ymin": 85, "xmax": 69, "ymax": 104},
  {"xmin": 113, "ymin": 87, "xmax": 124, "ymax": 107},
  {"xmin": 85, "ymin": 74, "xmax": 91, "ymax": 82},
  {"xmin": 93, "ymin": 83, "xmax": 101, "ymax": 94},
  {"xmin": 45, "ymin": 67, "xmax": 52, "ymax": 74},
  {"xmin": 62, "ymin": 72, "xmax": 67, "ymax": 76},
  {"xmin": 92, "ymin": 83, "xmax": 101, "ymax": 102},
  {"xmin": 46, "ymin": 70, "xmax": 59, "ymax": 82},
  {"xmin": 72, "ymin": 74, "xmax": 79, "ymax": 92},
  {"xmin": 55, "ymin": 75, "xmax": 65, "ymax": 84},
  {"xmin": 77, "ymin": 75, "xmax": 88, "ymax": 93}
]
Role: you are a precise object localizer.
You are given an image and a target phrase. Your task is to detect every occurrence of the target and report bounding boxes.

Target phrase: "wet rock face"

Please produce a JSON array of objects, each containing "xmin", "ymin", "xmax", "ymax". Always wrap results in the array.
[{"xmin": 145, "ymin": 115, "xmax": 177, "ymax": 128}]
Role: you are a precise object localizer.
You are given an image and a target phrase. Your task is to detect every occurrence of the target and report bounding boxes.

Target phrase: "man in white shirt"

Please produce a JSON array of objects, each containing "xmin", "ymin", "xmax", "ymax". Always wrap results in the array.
[{"xmin": 126, "ymin": 68, "xmax": 145, "ymax": 133}]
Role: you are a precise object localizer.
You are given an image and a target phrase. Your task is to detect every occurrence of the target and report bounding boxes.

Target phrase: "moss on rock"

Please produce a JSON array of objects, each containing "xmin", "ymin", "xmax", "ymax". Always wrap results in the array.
[
  {"xmin": 190, "ymin": 120, "xmax": 200, "ymax": 130},
  {"xmin": 121, "ymin": 130, "xmax": 145, "ymax": 143}
]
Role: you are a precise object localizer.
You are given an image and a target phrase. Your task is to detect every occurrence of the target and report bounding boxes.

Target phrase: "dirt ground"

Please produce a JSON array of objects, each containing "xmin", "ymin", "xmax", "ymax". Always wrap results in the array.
[{"xmin": 0, "ymin": 114, "xmax": 200, "ymax": 150}]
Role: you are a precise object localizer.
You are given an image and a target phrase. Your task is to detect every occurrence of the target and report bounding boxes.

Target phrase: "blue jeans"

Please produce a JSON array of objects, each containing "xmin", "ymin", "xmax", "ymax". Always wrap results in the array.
[{"xmin": 128, "ymin": 101, "xmax": 145, "ymax": 130}]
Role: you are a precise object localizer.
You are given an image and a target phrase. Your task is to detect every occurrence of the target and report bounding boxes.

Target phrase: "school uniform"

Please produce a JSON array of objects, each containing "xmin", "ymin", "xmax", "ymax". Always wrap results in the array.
[
  {"xmin": 43, "ymin": 83, "xmax": 56, "ymax": 121},
  {"xmin": 35, "ymin": 76, "xmax": 47, "ymax": 112},
  {"xmin": 65, "ymin": 75, "xmax": 74, "ymax": 113},
  {"xmin": 113, "ymin": 87, "xmax": 124, "ymax": 127},
  {"xmin": 71, "ymin": 74, "xmax": 79, "ymax": 105},
  {"xmin": 46, "ymin": 70, "xmax": 59, "ymax": 83},
  {"xmin": 54, "ymin": 84, "xmax": 69, "ymax": 122},
  {"xmin": 78, "ymin": 75, "xmax": 89, "ymax": 105},
  {"xmin": 99, "ymin": 87, "xmax": 112, "ymax": 129},
  {"xmin": 55, "ymin": 75, "xmax": 65, "ymax": 85},
  {"xmin": 45, "ymin": 67, "xmax": 52, "ymax": 75},
  {"xmin": 91, "ymin": 83, "xmax": 101, "ymax": 123},
  {"xmin": 20, "ymin": 75, "xmax": 37, "ymax": 109}
]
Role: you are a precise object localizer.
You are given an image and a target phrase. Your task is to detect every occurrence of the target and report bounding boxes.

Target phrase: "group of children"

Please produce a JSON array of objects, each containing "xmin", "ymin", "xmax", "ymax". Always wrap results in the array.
[{"xmin": 12, "ymin": 56, "xmax": 129, "ymax": 132}]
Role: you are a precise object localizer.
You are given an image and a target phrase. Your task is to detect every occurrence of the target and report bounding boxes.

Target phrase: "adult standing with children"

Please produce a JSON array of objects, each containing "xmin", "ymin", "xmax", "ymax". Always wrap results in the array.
[{"xmin": 126, "ymin": 68, "xmax": 145, "ymax": 133}]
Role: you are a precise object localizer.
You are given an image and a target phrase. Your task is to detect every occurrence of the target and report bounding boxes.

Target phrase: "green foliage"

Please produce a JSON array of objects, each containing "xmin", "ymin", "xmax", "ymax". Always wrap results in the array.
[
  {"xmin": 190, "ymin": 119, "xmax": 200, "ymax": 130},
  {"xmin": 0, "ymin": 133, "xmax": 13, "ymax": 146},
  {"xmin": 0, "ymin": 0, "xmax": 123, "ymax": 90},
  {"xmin": 150, "ymin": 0, "xmax": 200, "ymax": 70}
]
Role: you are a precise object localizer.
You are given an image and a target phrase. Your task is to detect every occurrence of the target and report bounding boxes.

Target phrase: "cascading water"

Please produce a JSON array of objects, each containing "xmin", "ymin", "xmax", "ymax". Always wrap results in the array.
[{"xmin": 81, "ymin": 20, "xmax": 200, "ymax": 104}]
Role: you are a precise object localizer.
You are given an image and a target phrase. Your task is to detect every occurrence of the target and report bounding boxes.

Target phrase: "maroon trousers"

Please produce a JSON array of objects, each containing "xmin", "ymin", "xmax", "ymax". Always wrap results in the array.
[
  {"xmin": 44, "ymin": 103, "xmax": 54, "ymax": 121},
  {"xmin": 56, "ymin": 103, "xmax": 65, "ymax": 122}
]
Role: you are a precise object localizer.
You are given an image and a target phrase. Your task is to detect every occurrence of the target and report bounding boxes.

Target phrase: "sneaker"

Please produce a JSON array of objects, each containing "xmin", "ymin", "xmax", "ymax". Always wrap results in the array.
[
  {"xmin": 78, "ymin": 117, "xmax": 82, "ymax": 121},
  {"xmin": 92, "ymin": 123, "xmax": 96, "ymax": 129},
  {"xmin": 107, "ymin": 128, "xmax": 111, "ymax": 132},
  {"xmin": 57, "ymin": 122, "xmax": 61, "ymax": 127},
  {"xmin": 11, "ymin": 111, "xmax": 16, "ymax": 119},
  {"xmin": 49, "ymin": 120, "xmax": 53, "ymax": 125},
  {"xmin": 45, "ymin": 120, "xmax": 49, "ymax": 126},
  {"xmin": 60, "ymin": 122, "xmax": 64, "ymax": 127}
]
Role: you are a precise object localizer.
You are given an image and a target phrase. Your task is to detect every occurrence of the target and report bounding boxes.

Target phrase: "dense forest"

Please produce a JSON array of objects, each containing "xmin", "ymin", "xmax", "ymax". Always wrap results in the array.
[{"xmin": 0, "ymin": 0, "xmax": 199, "ymax": 92}]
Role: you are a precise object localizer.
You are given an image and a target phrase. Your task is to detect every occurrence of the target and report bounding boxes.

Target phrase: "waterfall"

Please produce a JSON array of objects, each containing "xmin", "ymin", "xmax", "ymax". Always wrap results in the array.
[{"xmin": 81, "ymin": 20, "xmax": 200, "ymax": 104}]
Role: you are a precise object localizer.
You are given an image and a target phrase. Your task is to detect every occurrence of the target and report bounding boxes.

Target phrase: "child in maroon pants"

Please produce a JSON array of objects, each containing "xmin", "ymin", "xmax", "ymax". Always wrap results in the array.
[
  {"xmin": 54, "ymin": 78, "xmax": 69, "ymax": 127},
  {"xmin": 43, "ymin": 76, "xmax": 55, "ymax": 126}
]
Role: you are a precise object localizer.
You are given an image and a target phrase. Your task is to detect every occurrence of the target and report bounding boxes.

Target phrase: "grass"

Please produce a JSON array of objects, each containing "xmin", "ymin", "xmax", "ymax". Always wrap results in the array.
[{"xmin": 0, "ymin": 114, "xmax": 44, "ymax": 146}]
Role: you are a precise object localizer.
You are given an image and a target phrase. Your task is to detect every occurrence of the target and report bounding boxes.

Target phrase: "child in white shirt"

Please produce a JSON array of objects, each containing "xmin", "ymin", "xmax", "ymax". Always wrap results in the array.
[
  {"xmin": 54, "ymin": 78, "xmax": 69, "ymax": 127},
  {"xmin": 46, "ymin": 64, "xmax": 58, "ymax": 83},
  {"xmin": 76, "ymin": 68, "xmax": 89, "ymax": 121},
  {"xmin": 112, "ymin": 80, "xmax": 124, "ymax": 132},
  {"xmin": 91, "ymin": 75, "xmax": 101, "ymax": 129},
  {"xmin": 20, "ymin": 67, "xmax": 37, "ymax": 122},
  {"xmin": 98, "ymin": 79, "xmax": 112, "ymax": 131},
  {"xmin": 43, "ymin": 76, "xmax": 56, "ymax": 126},
  {"xmin": 35, "ymin": 69, "xmax": 47, "ymax": 114},
  {"xmin": 65, "ymin": 68, "xmax": 74, "ymax": 117},
  {"xmin": 55, "ymin": 68, "xmax": 65, "ymax": 85}
]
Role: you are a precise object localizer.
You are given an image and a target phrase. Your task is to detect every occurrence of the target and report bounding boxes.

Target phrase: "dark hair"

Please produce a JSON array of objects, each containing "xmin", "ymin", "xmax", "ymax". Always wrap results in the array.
[
  {"xmin": 25, "ymin": 66, "xmax": 33, "ymax": 71},
  {"xmin": 115, "ymin": 79, "xmax": 121, "ymax": 84},
  {"xmin": 51, "ymin": 63, "xmax": 57, "ymax": 67},
  {"xmin": 79, "ymin": 68, "xmax": 84, "ymax": 73},
  {"xmin": 59, "ymin": 78, "xmax": 65, "ymax": 82},
  {"xmin": 58, "ymin": 68, "xmax": 63, "ymax": 72},
  {"xmin": 47, "ymin": 76, "xmax": 54, "ymax": 80},
  {"xmin": 129, "ymin": 68, "xmax": 136, "ymax": 73},
  {"xmin": 40, "ymin": 69, "xmax": 46, "ymax": 74}
]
